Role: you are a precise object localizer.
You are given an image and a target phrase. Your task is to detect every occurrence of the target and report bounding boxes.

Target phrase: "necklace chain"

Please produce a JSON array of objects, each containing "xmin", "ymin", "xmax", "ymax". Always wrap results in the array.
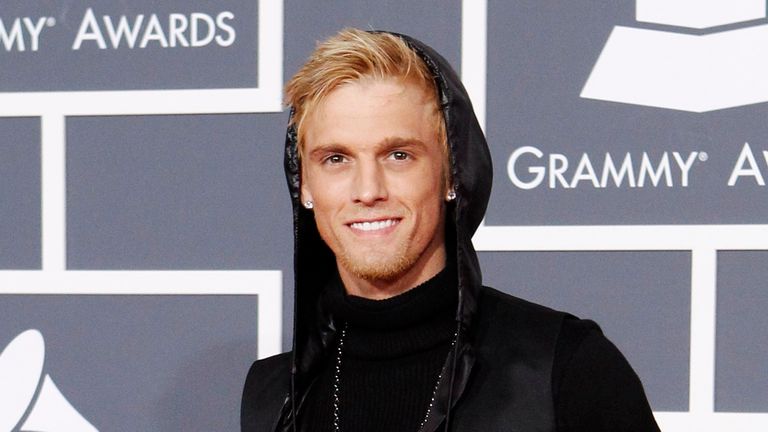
[{"xmin": 332, "ymin": 323, "xmax": 458, "ymax": 432}]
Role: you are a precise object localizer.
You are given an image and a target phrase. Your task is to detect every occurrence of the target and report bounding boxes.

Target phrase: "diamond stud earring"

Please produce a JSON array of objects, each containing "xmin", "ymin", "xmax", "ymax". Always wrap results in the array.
[{"xmin": 303, "ymin": 200, "xmax": 314, "ymax": 209}]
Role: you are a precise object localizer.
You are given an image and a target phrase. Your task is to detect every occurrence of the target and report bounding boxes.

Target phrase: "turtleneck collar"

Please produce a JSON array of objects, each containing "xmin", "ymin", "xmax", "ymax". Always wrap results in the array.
[
  {"xmin": 325, "ymin": 263, "xmax": 458, "ymax": 330},
  {"xmin": 321, "ymin": 262, "xmax": 458, "ymax": 360}
]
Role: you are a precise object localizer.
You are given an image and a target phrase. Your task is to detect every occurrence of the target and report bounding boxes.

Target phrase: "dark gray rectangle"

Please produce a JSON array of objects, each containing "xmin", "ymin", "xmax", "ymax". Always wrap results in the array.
[
  {"xmin": 0, "ymin": 117, "xmax": 40, "ymax": 269},
  {"xmin": 485, "ymin": 0, "xmax": 768, "ymax": 225},
  {"xmin": 284, "ymin": 0, "xmax": 461, "ymax": 84},
  {"xmin": 478, "ymin": 250, "xmax": 691, "ymax": 411},
  {"xmin": 0, "ymin": 294, "xmax": 257, "ymax": 431},
  {"xmin": 66, "ymin": 114, "xmax": 292, "ymax": 270},
  {"xmin": 0, "ymin": 1, "xmax": 257, "ymax": 91},
  {"xmin": 716, "ymin": 251, "xmax": 768, "ymax": 412}
]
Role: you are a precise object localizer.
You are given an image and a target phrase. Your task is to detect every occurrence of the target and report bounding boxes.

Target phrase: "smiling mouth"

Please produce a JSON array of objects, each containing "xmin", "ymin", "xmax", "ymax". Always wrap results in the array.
[{"xmin": 348, "ymin": 218, "xmax": 401, "ymax": 232}]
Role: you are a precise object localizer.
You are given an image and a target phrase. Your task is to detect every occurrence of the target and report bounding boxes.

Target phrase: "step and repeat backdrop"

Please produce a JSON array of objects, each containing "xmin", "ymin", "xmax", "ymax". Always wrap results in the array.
[{"xmin": 1, "ymin": 0, "xmax": 766, "ymax": 430}]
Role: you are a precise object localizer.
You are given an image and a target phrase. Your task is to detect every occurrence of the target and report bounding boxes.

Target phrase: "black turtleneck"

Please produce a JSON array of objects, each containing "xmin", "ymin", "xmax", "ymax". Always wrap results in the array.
[
  {"xmin": 299, "ymin": 265, "xmax": 458, "ymax": 432},
  {"xmin": 294, "ymin": 264, "xmax": 659, "ymax": 432}
]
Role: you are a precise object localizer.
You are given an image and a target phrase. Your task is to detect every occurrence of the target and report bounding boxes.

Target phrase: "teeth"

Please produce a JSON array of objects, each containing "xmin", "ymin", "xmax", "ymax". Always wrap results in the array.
[{"xmin": 351, "ymin": 219, "xmax": 397, "ymax": 232}]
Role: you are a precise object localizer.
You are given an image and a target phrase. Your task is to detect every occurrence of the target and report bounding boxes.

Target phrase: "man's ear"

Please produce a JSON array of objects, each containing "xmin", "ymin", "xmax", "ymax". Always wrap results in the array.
[
  {"xmin": 299, "ymin": 156, "xmax": 313, "ymax": 204},
  {"xmin": 300, "ymin": 182, "xmax": 313, "ymax": 205}
]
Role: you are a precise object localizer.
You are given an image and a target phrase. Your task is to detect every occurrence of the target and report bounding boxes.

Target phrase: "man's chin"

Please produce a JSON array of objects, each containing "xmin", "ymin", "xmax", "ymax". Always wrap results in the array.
[{"xmin": 339, "ymin": 255, "xmax": 414, "ymax": 283}]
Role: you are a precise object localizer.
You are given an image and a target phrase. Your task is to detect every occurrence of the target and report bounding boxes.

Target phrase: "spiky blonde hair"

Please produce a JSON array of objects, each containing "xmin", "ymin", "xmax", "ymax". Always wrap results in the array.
[{"xmin": 285, "ymin": 28, "xmax": 447, "ymax": 175}]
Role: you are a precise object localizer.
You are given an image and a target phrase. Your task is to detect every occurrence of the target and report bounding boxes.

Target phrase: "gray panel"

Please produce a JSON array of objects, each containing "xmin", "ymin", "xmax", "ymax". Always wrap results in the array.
[
  {"xmin": 716, "ymin": 251, "xmax": 768, "ymax": 412},
  {"xmin": 0, "ymin": 1, "xmax": 257, "ymax": 91},
  {"xmin": 284, "ymin": 0, "xmax": 462, "ymax": 84},
  {"xmin": 0, "ymin": 294, "xmax": 257, "ymax": 431},
  {"xmin": 66, "ymin": 114, "xmax": 292, "ymax": 271},
  {"xmin": 0, "ymin": 117, "xmax": 40, "ymax": 269},
  {"xmin": 479, "ymin": 251, "xmax": 691, "ymax": 411},
  {"xmin": 485, "ymin": 0, "xmax": 768, "ymax": 225}
]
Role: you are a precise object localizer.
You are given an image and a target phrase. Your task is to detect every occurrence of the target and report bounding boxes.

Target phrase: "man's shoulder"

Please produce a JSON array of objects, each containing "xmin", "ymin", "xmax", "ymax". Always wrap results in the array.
[
  {"xmin": 243, "ymin": 351, "xmax": 292, "ymax": 396},
  {"xmin": 246, "ymin": 351, "xmax": 292, "ymax": 375},
  {"xmin": 474, "ymin": 285, "xmax": 606, "ymax": 356},
  {"xmin": 241, "ymin": 352, "xmax": 291, "ymax": 431},
  {"xmin": 470, "ymin": 286, "xmax": 571, "ymax": 366},
  {"xmin": 476, "ymin": 285, "xmax": 571, "ymax": 326}
]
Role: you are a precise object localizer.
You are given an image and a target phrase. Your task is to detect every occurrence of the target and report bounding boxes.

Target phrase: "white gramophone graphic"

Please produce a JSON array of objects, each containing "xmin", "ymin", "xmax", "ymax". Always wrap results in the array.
[
  {"xmin": 582, "ymin": 0, "xmax": 768, "ymax": 112},
  {"xmin": 0, "ymin": 330, "xmax": 98, "ymax": 432}
]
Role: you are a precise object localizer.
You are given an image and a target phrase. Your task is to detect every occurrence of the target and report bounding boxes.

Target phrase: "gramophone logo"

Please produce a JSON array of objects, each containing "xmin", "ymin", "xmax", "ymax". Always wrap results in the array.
[
  {"xmin": 0, "ymin": 330, "xmax": 97, "ymax": 432},
  {"xmin": 582, "ymin": 0, "xmax": 768, "ymax": 112}
]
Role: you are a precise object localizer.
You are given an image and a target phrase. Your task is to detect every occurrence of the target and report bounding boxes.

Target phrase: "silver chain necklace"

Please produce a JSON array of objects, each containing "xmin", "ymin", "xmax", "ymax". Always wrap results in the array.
[{"xmin": 332, "ymin": 323, "xmax": 458, "ymax": 432}]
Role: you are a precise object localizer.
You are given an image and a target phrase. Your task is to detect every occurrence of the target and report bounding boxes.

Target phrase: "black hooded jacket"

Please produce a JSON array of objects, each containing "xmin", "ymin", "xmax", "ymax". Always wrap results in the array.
[{"xmin": 241, "ymin": 32, "xmax": 660, "ymax": 432}]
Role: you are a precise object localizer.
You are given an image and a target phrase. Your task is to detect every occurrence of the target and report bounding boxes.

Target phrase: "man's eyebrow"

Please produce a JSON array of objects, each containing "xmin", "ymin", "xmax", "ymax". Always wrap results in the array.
[
  {"xmin": 309, "ymin": 138, "xmax": 428, "ymax": 157},
  {"xmin": 379, "ymin": 137, "xmax": 428, "ymax": 150},
  {"xmin": 308, "ymin": 143, "xmax": 350, "ymax": 159}
]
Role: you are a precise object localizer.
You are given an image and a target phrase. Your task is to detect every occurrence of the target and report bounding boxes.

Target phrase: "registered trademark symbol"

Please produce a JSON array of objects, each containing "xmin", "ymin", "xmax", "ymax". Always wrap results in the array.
[
  {"xmin": 46, "ymin": 17, "xmax": 56, "ymax": 27},
  {"xmin": 698, "ymin": 152, "xmax": 708, "ymax": 162}
]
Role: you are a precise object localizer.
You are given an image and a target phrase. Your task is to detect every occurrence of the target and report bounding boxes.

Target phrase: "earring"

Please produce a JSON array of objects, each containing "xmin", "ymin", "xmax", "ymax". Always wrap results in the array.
[
  {"xmin": 303, "ymin": 200, "xmax": 314, "ymax": 209},
  {"xmin": 446, "ymin": 189, "xmax": 456, "ymax": 201}
]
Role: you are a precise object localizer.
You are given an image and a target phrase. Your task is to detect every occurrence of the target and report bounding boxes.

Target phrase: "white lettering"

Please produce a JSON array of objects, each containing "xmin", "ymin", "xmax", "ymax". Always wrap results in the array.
[
  {"xmin": 72, "ymin": 8, "xmax": 106, "ymax": 50},
  {"xmin": 22, "ymin": 17, "xmax": 46, "ymax": 51},
  {"xmin": 570, "ymin": 153, "xmax": 600, "ymax": 188},
  {"xmin": 140, "ymin": 14, "xmax": 169, "ymax": 48},
  {"xmin": 508, "ymin": 146, "xmax": 545, "ymax": 190},
  {"xmin": 190, "ymin": 12, "xmax": 215, "ymax": 47},
  {"xmin": 104, "ymin": 14, "xmax": 144, "ymax": 49},
  {"xmin": 508, "ymin": 147, "xmax": 701, "ymax": 190},
  {"xmin": 71, "ymin": 10, "xmax": 236, "ymax": 50},
  {"xmin": 215, "ymin": 11, "xmax": 236, "ymax": 47},
  {"xmin": 672, "ymin": 151, "xmax": 698, "ymax": 187},
  {"xmin": 600, "ymin": 153, "xmax": 636, "ymax": 188},
  {"xmin": 549, "ymin": 154, "xmax": 569, "ymax": 188},
  {"xmin": 728, "ymin": 142, "xmax": 765, "ymax": 186},
  {"xmin": 0, "ymin": 18, "xmax": 24, "ymax": 51},
  {"xmin": 638, "ymin": 152, "xmax": 672, "ymax": 187},
  {"xmin": 169, "ymin": 13, "xmax": 189, "ymax": 47}
]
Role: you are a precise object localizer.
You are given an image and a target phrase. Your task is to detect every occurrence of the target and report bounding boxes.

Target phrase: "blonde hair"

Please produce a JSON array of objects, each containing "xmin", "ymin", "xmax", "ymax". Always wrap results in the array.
[{"xmin": 285, "ymin": 28, "xmax": 447, "ymax": 173}]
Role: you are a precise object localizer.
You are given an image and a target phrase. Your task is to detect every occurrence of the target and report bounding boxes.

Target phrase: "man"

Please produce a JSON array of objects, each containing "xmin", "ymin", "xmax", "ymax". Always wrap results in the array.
[{"xmin": 241, "ymin": 29, "xmax": 660, "ymax": 431}]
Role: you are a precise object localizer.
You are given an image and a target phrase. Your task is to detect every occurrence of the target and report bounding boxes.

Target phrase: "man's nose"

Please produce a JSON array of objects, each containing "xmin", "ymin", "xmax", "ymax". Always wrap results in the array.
[{"xmin": 352, "ymin": 160, "xmax": 387, "ymax": 205}]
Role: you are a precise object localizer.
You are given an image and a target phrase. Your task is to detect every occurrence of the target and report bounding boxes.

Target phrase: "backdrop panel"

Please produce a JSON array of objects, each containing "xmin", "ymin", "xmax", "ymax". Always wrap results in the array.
[
  {"xmin": 0, "ymin": 117, "xmax": 40, "ymax": 269},
  {"xmin": 0, "ymin": 1, "xmax": 259, "ymax": 91},
  {"xmin": 486, "ymin": 0, "xmax": 768, "ymax": 225},
  {"xmin": 0, "ymin": 294, "xmax": 258, "ymax": 431},
  {"xmin": 66, "ymin": 114, "xmax": 291, "ymax": 270},
  {"xmin": 715, "ymin": 251, "xmax": 768, "ymax": 412}
]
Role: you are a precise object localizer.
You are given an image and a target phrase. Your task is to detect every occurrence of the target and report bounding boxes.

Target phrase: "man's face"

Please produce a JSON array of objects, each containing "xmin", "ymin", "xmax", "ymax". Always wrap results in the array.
[{"xmin": 301, "ymin": 78, "xmax": 447, "ymax": 297}]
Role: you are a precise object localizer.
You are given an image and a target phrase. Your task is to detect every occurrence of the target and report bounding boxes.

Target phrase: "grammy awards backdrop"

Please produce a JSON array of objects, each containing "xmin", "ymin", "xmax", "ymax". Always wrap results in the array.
[{"xmin": 1, "ymin": 1, "xmax": 766, "ymax": 430}]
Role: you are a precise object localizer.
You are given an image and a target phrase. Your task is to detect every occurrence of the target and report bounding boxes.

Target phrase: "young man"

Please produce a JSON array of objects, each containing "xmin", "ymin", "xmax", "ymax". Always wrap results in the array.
[{"xmin": 241, "ymin": 29, "xmax": 660, "ymax": 432}]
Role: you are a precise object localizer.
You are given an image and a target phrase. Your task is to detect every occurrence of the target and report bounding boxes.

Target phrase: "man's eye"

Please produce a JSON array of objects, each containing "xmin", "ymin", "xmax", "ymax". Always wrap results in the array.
[
  {"xmin": 391, "ymin": 151, "xmax": 409, "ymax": 161},
  {"xmin": 325, "ymin": 154, "xmax": 346, "ymax": 164}
]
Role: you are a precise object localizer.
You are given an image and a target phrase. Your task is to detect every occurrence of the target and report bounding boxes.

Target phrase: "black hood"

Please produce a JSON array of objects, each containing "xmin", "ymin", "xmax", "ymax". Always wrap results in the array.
[{"xmin": 282, "ymin": 31, "xmax": 492, "ymax": 430}]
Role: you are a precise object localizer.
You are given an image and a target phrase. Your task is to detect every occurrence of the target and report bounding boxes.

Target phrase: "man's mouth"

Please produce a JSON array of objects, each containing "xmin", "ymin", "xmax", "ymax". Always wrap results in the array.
[{"xmin": 348, "ymin": 218, "xmax": 400, "ymax": 232}]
